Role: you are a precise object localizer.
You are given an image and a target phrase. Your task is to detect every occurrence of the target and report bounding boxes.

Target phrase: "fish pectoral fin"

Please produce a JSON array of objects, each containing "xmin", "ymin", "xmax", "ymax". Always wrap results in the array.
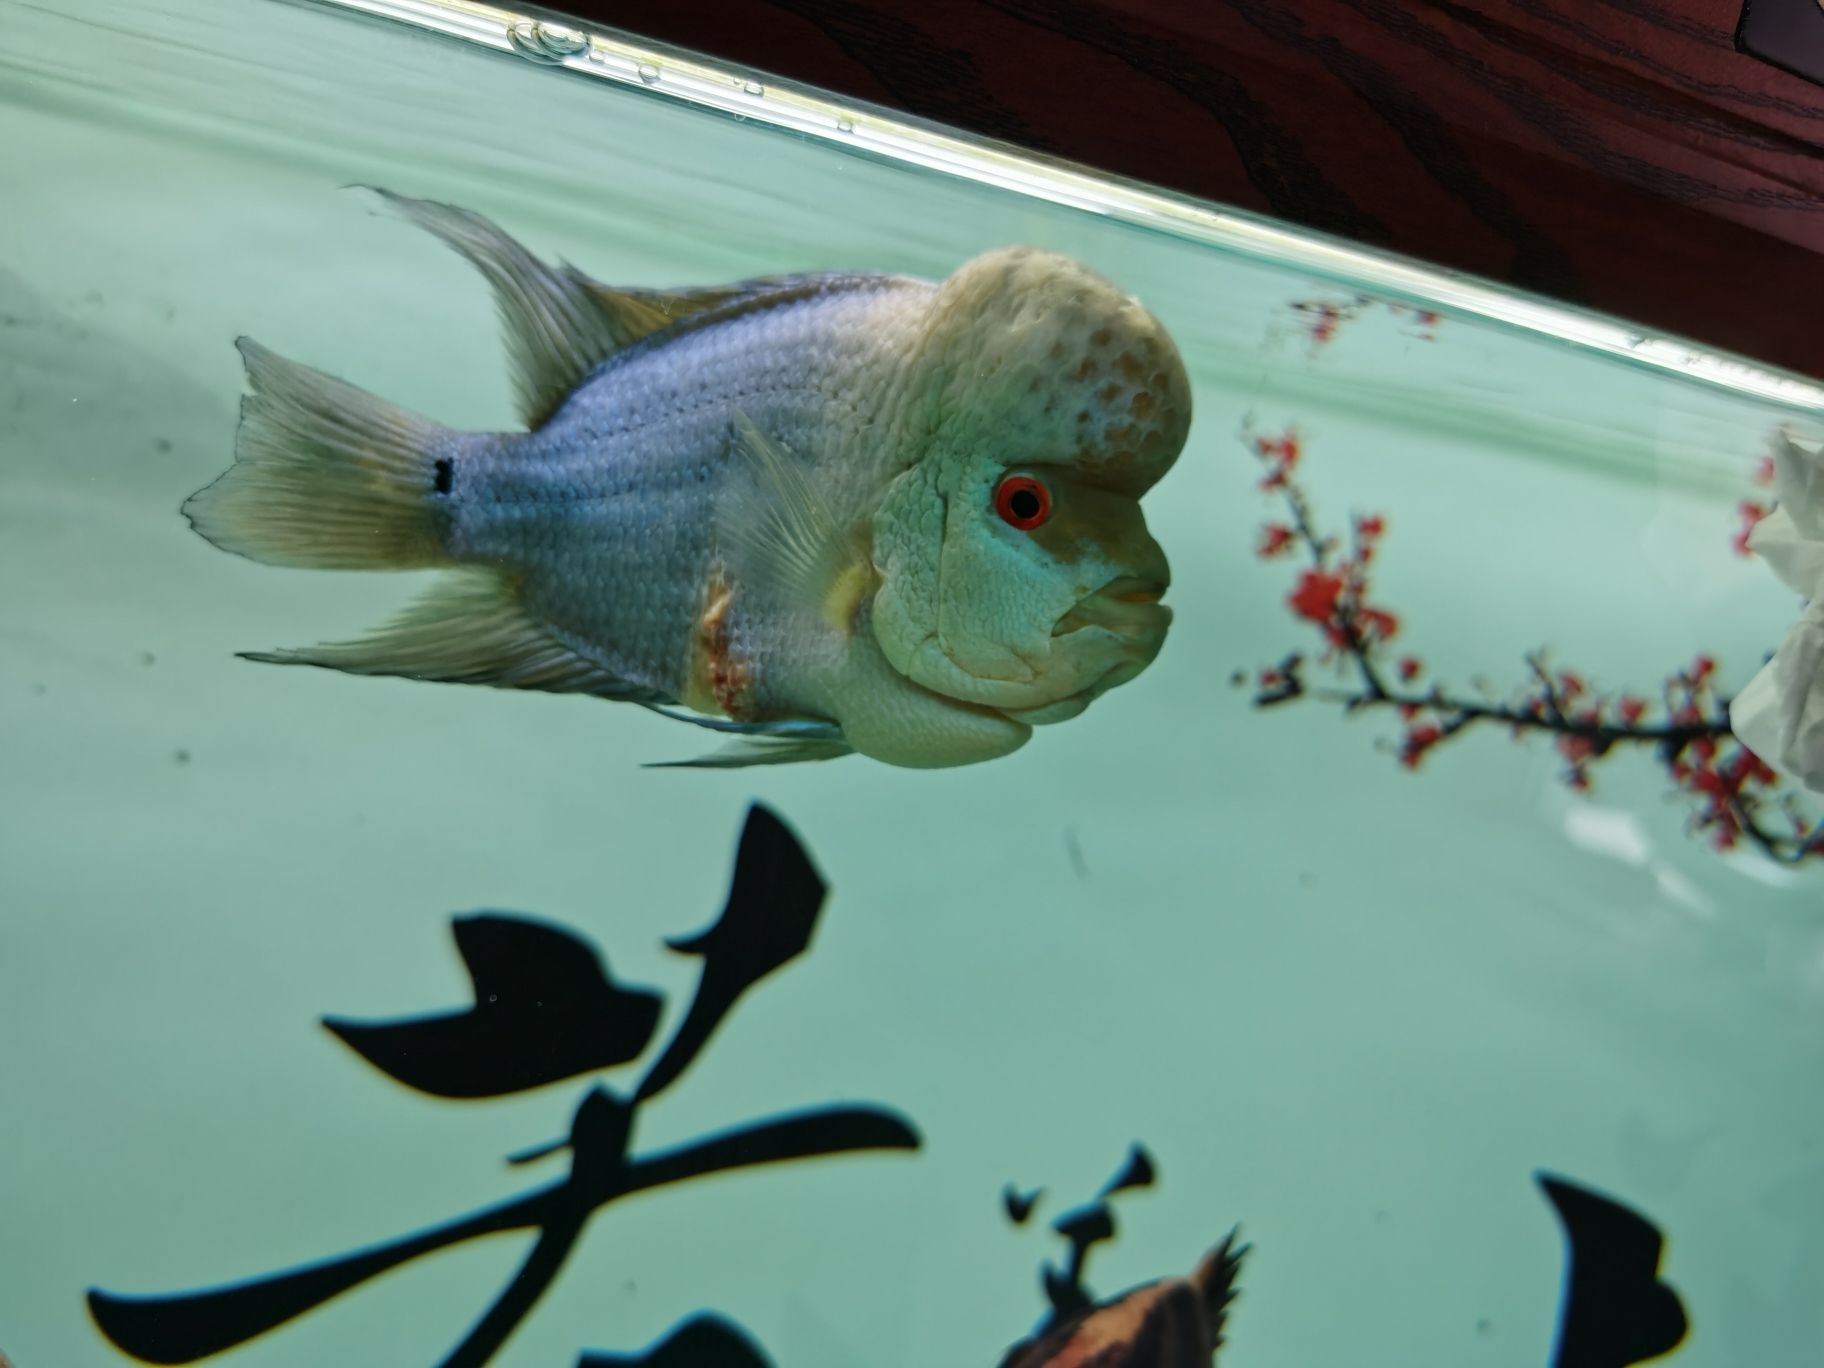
[
  {"xmin": 243, "ymin": 569, "xmax": 655, "ymax": 700},
  {"xmin": 716, "ymin": 411, "xmax": 874, "ymax": 630},
  {"xmin": 367, "ymin": 188, "xmax": 670, "ymax": 430}
]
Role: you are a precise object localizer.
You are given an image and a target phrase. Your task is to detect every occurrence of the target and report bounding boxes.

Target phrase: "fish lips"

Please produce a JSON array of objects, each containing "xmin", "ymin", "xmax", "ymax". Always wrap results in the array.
[
  {"xmin": 1001, "ymin": 578, "xmax": 1170, "ymax": 724},
  {"xmin": 1051, "ymin": 576, "xmax": 1172, "ymax": 642}
]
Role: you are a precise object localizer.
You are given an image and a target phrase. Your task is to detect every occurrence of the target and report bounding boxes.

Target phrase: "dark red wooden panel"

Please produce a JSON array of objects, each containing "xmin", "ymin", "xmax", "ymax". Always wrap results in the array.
[{"xmin": 554, "ymin": 0, "xmax": 1824, "ymax": 381}]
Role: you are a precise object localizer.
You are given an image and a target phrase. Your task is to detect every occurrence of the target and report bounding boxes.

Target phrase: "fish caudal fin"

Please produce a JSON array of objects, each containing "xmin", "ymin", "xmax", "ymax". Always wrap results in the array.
[{"xmin": 184, "ymin": 337, "xmax": 454, "ymax": 571}]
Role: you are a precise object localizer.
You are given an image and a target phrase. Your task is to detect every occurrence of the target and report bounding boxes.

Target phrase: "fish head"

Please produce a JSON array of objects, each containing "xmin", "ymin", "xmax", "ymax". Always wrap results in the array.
[{"xmin": 871, "ymin": 246, "xmax": 1191, "ymax": 718}]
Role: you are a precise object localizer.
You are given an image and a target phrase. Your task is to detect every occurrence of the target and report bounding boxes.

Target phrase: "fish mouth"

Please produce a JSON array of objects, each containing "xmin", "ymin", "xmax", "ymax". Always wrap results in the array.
[{"xmin": 1052, "ymin": 576, "xmax": 1172, "ymax": 639}]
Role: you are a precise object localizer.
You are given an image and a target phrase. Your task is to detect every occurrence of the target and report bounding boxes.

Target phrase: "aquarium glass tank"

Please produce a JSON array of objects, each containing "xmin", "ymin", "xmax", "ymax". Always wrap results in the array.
[{"xmin": 4, "ymin": 2, "xmax": 1823, "ymax": 1366}]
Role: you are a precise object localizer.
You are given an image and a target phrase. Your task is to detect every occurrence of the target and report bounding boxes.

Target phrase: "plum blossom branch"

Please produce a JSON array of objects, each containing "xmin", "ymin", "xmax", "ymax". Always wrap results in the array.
[{"xmin": 1238, "ymin": 424, "xmax": 1824, "ymax": 865}]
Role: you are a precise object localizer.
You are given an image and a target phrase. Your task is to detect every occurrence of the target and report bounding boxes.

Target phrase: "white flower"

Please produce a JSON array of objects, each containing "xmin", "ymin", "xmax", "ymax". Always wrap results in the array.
[{"xmin": 1729, "ymin": 430, "xmax": 1824, "ymax": 793}]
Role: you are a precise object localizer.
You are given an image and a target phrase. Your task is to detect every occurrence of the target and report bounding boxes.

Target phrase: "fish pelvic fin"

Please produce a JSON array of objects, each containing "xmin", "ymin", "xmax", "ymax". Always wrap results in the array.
[
  {"xmin": 242, "ymin": 568, "xmax": 659, "ymax": 700},
  {"xmin": 367, "ymin": 188, "xmax": 675, "ymax": 429},
  {"xmin": 184, "ymin": 337, "xmax": 455, "ymax": 571},
  {"xmin": 645, "ymin": 736, "xmax": 855, "ymax": 769},
  {"xmin": 717, "ymin": 410, "xmax": 875, "ymax": 632},
  {"xmin": 640, "ymin": 710, "xmax": 853, "ymax": 768}
]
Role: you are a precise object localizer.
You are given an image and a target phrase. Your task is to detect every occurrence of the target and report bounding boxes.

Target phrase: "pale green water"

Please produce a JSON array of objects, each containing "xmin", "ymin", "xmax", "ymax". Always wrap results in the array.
[{"xmin": 4, "ymin": 2, "xmax": 1824, "ymax": 1366}]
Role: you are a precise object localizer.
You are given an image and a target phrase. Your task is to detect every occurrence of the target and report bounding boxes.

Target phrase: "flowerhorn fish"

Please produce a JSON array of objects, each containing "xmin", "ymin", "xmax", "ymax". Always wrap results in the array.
[{"xmin": 184, "ymin": 190, "xmax": 1190, "ymax": 768}]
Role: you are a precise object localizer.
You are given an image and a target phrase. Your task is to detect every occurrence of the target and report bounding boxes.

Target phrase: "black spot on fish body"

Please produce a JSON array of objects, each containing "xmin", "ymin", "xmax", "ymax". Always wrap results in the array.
[{"xmin": 434, "ymin": 458, "xmax": 454, "ymax": 494}]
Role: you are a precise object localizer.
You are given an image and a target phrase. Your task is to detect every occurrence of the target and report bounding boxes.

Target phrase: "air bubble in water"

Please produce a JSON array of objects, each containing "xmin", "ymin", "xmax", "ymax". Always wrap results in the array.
[
  {"xmin": 836, "ymin": 116, "xmax": 855, "ymax": 133},
  {"xmin": 742, "ymin": 79, "xmax": 764, "ymax": 96},
  {"xmin": 638, "ymin": 62, "xmax": 660, "ymax": 84}
]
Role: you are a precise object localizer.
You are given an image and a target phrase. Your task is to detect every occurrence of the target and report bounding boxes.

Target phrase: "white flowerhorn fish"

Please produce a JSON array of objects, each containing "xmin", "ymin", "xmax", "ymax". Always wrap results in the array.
[{"xmin": 185, "ymin": 190, "xmax": 1191, "ymax": 768}]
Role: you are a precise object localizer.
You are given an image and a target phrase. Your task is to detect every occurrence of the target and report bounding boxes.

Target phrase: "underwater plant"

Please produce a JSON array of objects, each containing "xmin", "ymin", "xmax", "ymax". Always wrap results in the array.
[
  {"xmin": 1238, "ymin": 420, "xmax": 1824, "ymax": 864},
  {"xmin": 86, "ymin": 804, "xmax": 919, "ymax": 1367}
]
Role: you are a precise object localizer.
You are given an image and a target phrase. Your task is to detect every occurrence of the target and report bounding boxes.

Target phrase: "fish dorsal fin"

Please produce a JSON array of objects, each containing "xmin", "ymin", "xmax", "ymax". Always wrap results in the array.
[
  {"xmin": 240, "ymin": 568, "xmax": 659, "ymax": 701},
  {"xmin": 375, "ymin": 189, "xmax": 681, "ymax": 429},
  {"xmin": 567, "ymin": 276, "xmax": 750, "ymax": 333},
  {"xmin": 378, "ymin": 188, "xmax": 910, "ymax": 429},
  {"xmin": 716, "ymin": 411, "xmax": 875, "ymax": 632},
  {"xmin": 568, "ymin": 270, "xmax": 917, "ymax": 341}
]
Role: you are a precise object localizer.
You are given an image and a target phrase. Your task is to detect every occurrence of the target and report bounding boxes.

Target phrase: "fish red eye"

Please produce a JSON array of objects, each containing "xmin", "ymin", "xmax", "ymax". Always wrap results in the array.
[{"xmin": 994, "ymin": 475, "xmax": 1052, "ymax": 530}]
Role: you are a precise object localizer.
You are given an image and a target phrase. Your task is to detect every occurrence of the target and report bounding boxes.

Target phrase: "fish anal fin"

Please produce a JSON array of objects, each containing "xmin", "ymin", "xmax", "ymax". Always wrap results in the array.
[{"xmin": 243, "ymin": 570, "xmax": 651, "ymax": 699}]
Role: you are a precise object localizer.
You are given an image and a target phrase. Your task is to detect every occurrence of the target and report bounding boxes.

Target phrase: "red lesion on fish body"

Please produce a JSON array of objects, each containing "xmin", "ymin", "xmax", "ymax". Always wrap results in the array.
[{"xmin": 684, "ymin": 564, "xmax": 757, "ymax": 721}]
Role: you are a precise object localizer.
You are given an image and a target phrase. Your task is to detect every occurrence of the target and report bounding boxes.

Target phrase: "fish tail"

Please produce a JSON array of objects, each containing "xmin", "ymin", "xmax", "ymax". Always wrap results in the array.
[{"xmin": 184, "ymin": 337, "xmax": 456, "ymax": 570}]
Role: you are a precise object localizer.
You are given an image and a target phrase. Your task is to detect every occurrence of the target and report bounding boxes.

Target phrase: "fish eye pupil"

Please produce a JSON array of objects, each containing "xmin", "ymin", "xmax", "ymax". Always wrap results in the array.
[{"xmin": 995, "ymin": 475, "xmax": 1052, "ymax": 530}]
